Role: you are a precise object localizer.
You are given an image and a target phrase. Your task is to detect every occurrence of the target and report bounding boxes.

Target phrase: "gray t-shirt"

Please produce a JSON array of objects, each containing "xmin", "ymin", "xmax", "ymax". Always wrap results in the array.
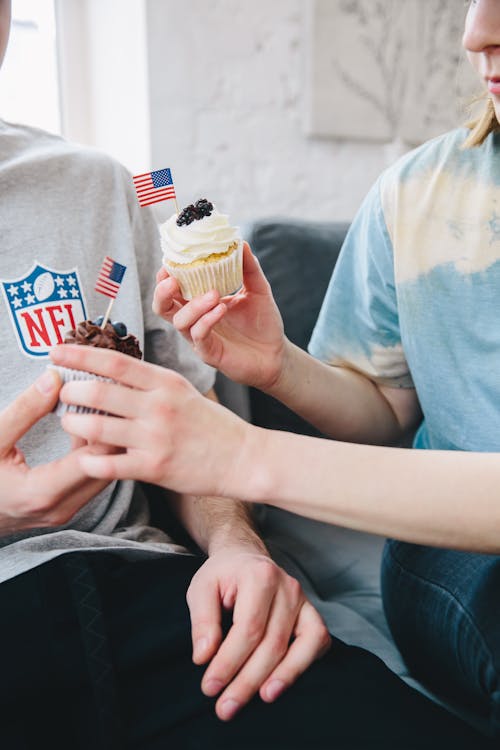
[{"xmin": 0, "ymin": 120, "xmax": 215, "ymax": 583}]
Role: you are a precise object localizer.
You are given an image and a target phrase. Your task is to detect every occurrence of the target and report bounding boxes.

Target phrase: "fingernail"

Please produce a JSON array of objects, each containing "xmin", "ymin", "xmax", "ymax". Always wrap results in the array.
[
  {"xmin": 219, "ymin": 699, "xmax": 240, "ymax": 721},
  {"xmin": 193, "ymin": 637, "xmax": 208, "ymax": 660},
  {"xmin": 203, "ymin": 678, "xmax": 224, "ymax": 697},
  {"xmin": 265, "ymin": 679, "xmax": 286, "ymax": 701},
  {"xmin": 35, "ymin": 369, "xmax": 58, "ymax": 395}
]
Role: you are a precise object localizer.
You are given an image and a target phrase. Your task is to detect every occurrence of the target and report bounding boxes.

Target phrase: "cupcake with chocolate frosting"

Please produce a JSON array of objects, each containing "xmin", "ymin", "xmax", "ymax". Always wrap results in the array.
[
  {"xmin": 50, "ymin": 317, "xmax": 142, "ymax": 415},
  {"xmin": 64, "ymin": 319, "xmax": 142, "ymax": 358}
]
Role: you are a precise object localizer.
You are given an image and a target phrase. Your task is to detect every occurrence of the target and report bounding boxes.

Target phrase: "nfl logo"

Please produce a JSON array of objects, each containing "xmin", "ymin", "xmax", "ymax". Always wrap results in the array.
[{"xmin": 1, "ymin": 263, "xmax": 87, "ymax": 358}]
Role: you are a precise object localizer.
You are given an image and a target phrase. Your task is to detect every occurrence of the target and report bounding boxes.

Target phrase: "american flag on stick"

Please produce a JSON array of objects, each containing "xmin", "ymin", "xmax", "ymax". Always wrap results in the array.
[
  {"xmin": 132, "ymin": 167, "xmax": 177, "ymax": 207},
  {"xmin": 95, "ymin": 257, "xmax": 127, "ymax": 299}
]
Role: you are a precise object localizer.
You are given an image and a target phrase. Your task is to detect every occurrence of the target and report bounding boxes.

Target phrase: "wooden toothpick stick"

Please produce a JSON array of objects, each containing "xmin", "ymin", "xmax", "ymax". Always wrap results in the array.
[{"xmin": 101, "ymin": 298, "xmax": 114, "ymax": 328}]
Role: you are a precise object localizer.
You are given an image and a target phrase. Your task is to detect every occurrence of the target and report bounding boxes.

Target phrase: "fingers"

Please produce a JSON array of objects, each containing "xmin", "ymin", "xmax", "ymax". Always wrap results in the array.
[
  {"xmin": 61, "ymin": 411, "xmax": 139, "ymax": 450},
  {"xmin": 0, "ymin": 369, "xmax": 61, "ymax": 455},
  {"xmin": 186, "ymin": 570, "xmax": 224, "ymax": 666},
  {"xmin": 241, "ymin": 242, "xmax": 271, "ymax": 296},
  {"xmin": 155, "ymin": 266, "xmax": 168, "ymax": 283},
  {"xmin": 75, "ymin": 450, "xmax": 147, "ymax": 482},
  {"xmin": 152, "ymin": 275, "xmax": 185, "ymax": 319},
  {"xmin": 171, "ymin": 290, "xmax": 222, "ymax": 334},
  {"xmin": 201, "ymin": 571, "xmax": 275, "ymax": 691},
  {"xmin": 259, "ymin": 601, "xmax": 331, "ymax": 703},
  {"xmin": 60, "ymin": 379, "xmax": 145, "ymax": 420},
  {"xmin": 200, "ymin": 563, "xmax": 280, "ymax": 720},
  {"xmin": 28, "ymin": 445, "xmax": 97, "ymax": 495},
  {"xmin": 21, "ymin": 447, "xmax": 111, "ymax": 527},
  {"xmin": 50, "ymin": 345, "xmax": 166, "ymax": 391},
  {"xmin": 198, "ymin": 561, "xmax": 331, "ymax": 722},
  {"xmin": 189, "ymin": 304, "xmax": 227, "ymax": 346},
  {"xmin": 213, "ymin": 595, "xmax": 295, "ymax": 721},
  {"xmin": 213, "ymin": 599, "xmax": 330, "ymax": 721}
]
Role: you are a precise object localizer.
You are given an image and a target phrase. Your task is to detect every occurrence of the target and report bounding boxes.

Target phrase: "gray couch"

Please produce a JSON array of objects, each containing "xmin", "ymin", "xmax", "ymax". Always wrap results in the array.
[{"xmin": 216, "ymin": 218, "xmax": 486, "ymax": 733}]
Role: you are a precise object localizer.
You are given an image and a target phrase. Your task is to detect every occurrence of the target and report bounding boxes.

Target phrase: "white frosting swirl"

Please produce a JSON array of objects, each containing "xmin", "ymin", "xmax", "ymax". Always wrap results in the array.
[{"xmin": 160, "ymin": 205, "xmax": 240, "ymax": 264}]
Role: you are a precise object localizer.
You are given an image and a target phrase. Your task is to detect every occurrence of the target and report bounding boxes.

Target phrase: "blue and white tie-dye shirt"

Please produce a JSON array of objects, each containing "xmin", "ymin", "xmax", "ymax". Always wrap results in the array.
[{"xmin": 309, "ymin": 127, "xmax": 500, "ymax": 452}]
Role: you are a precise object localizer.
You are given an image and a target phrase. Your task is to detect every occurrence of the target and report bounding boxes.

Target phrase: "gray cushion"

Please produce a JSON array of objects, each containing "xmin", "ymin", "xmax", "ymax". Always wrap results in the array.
[{"xmin": 243, "ymin": 218, "xmax": 348, "ymax": 436}]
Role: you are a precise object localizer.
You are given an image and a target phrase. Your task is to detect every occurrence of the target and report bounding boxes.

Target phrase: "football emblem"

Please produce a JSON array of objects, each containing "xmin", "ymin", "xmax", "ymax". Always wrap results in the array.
[
  {"xmin": 1, "ymin": 263, "xmax": 87, "ymax": 358},
  {"xmin": 33, "ymin": 271, "xmax": 55, "ymax": 301}
]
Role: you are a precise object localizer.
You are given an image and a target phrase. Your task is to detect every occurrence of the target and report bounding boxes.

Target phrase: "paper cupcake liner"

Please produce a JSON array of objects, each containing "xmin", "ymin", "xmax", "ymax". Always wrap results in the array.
[
  {"xmin": 49, "ymin": 365, "xmax": 113, "ymax": 416},
  {"xmin": 164, "ymin": 240, "xmax": 243, "ymax": 300}
]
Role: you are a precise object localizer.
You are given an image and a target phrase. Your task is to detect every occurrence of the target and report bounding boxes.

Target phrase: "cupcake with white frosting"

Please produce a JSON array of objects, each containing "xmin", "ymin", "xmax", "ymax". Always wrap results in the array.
[{"xmin": 159, "ymin": 198, "xmax": 243, "ymax": 300}]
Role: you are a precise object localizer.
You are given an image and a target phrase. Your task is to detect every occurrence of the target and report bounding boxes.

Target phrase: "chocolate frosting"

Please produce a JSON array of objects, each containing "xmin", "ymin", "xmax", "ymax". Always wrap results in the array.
[{"xmin": 64, "ymin": 320, "xmax": 142, "ymax": 359}]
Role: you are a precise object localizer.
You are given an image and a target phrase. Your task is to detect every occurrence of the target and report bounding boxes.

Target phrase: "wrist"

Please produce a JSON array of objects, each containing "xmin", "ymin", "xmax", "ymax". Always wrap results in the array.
[
  {"xmin": 265, "ymin": 338, "xmax": 299, "ymax": 400},
  {"xmin": 207, "ymin": 517, "xmax": 269, "ymax": 557},
  {"xmin": 230, "ymin": 423, "xmax": 280, "ymax": 510}
]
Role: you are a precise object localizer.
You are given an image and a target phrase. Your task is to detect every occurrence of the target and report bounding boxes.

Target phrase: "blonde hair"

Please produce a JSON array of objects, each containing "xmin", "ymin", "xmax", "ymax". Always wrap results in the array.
[{"xmin": 463, "ymin": 95, "xmax": 499, "ymax": 148}]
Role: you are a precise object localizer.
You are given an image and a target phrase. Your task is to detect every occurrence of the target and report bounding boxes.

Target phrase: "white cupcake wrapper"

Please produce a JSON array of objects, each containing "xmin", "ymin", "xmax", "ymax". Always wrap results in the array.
[
  {"xmin": 164, "ymin": 240, "xmax": 243, "ymax": 300},
  {"xmin": 49, "ymin": 365, "xmax": 114, "ymax": 416}
]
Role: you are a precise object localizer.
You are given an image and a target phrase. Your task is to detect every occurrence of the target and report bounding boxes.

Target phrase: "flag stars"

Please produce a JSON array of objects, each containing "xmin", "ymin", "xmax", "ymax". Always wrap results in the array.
[
  {"xmin": 12, "ymin": 297, "xmax": 22, "ymax": 309},
  {"xmin": 67, "ymin": 275, "xmax": 76, "ymax": 286},
  {"xmin": 21, "ymin": 280, "xmax": 32, "ymax": 293},
  {"xmin": 7, "ymin": 284, "xmax": 19, "ymax": 297},
  {"xmin": 54, "ymin": 276, "xmax": 65, "ymax": 287},
  {"xmin": 25, "ymin": 293, "xmax": 36, "ymax": 305},
  {"xmin": 70, "ymin": 287, "xmax": 79, "ymax": 298},
  {"xmin": 57, "ymin": 288, "xmax": 68, "ymax": 299}
]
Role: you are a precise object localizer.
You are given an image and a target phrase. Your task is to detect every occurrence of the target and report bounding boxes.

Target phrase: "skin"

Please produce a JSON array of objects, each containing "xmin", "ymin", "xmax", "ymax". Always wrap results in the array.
[
  {"xmin": 0, "ymin": 369, "xmax": 114, "ymax": 533},
  {"xmin": 51, "ymin": 345, "xmax": 500, "ymax": 553},
  {"xmin": 464, "ymin": 0, "xmax": 500, "ymax": 124},
  {"xmin": 0, "ymin": 0, "xmax": 10, "ymax": 69},
  {"xmin": 0, "ymin": 0, "xmax": 329, "ymax": 720},
  {"xmin": 51, "ymin": 2, "xmax": 500, "ymax": 555}
]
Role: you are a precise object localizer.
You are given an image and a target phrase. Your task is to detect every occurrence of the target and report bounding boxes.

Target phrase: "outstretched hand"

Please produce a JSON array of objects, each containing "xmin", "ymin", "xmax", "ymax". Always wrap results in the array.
[
  {"xmin": 153, "ymin": 242, "xmax": 287, "ymax": 390},
  {"xmin": 50, "ymin": 345, "xmax": 255, "ymax": 501},
  {"xmin": 187, "ymin": 546, "xmax": 331, "ymax": 721}
]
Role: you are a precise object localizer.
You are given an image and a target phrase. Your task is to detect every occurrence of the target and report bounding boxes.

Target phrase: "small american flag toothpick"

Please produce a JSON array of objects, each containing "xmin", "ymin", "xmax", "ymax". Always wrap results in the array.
[
  {"xmin": 94, "ymin": 256, "xmax": 127, "ymax": 328},
  {"xmin": 95, "ymin": 256, "xmax": 127, "ymax": 299},
  {"xmin": 132, "ymin": 167, "xmax": 177, "ymax": 208}
]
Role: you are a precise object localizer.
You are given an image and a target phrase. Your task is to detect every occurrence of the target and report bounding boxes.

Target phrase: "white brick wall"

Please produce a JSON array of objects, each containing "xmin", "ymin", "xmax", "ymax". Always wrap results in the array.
[{"xmin": 146, "ymin": 0, "xmax": 407, "ymax": 226}]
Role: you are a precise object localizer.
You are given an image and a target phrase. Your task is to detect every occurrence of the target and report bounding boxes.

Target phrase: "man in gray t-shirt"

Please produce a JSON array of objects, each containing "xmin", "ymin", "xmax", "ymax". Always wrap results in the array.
[{"xmin": 0, "ymin": 1, "xmax": 335, "ymax": 740}]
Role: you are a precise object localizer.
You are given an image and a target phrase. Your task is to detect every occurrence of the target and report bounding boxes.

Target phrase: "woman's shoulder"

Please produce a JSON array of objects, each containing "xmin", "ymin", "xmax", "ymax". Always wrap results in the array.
[{"xmin": 382, "ymin": 128, "xmax": 470, "ymax": 185}]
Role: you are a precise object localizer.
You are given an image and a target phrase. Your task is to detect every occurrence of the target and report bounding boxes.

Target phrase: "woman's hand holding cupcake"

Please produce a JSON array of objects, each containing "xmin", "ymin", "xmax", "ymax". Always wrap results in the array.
[
  {"xmin": 154, "ymin": 242, "xmax": 289, "ymax": 392},
  {"xmin": 50, "ymin": 345, "xmax": 258, "ymax": 500}
]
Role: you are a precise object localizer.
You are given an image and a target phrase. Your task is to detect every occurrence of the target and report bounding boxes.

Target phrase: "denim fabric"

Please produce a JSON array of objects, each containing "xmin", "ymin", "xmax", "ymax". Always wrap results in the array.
[{"xmin": 382, "ymin": 540, "xmax": 500, "ymax": 737}]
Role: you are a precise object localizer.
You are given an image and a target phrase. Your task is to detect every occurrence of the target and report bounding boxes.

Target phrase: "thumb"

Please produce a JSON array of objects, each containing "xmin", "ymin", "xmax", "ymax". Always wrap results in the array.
[
  {"xmin": 241, "ymin": 241, "xmax": 272, "ymax": 296},
  {"xmin": 0, "ymin": 368, "xmax": 61, "ymax": 454}
]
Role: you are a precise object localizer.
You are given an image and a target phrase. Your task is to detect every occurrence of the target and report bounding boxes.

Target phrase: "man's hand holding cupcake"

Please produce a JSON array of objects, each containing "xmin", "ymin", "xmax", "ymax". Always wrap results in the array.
[{"xmin": 0, "ymin": 369, "xmax": 111, "ymax": 533}]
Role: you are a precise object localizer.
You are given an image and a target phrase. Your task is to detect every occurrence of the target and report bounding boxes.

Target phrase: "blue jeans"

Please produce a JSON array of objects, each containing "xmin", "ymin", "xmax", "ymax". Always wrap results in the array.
[{"xmin": 381, "ymin": 540, "xmax": 500, "ymax": 737}]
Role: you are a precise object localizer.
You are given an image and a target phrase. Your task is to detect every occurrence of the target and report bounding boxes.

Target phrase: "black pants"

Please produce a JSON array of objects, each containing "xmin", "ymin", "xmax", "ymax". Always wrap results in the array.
[{"xmin": 0, "ymin": 552, "xmax": 495, "ymax": 749}]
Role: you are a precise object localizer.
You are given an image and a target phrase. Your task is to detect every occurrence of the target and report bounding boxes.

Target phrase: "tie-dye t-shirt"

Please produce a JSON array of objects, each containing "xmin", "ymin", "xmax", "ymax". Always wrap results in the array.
[{"xmin": 308, "ymin": 127, "xmax": 500, "ymax": 452}]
